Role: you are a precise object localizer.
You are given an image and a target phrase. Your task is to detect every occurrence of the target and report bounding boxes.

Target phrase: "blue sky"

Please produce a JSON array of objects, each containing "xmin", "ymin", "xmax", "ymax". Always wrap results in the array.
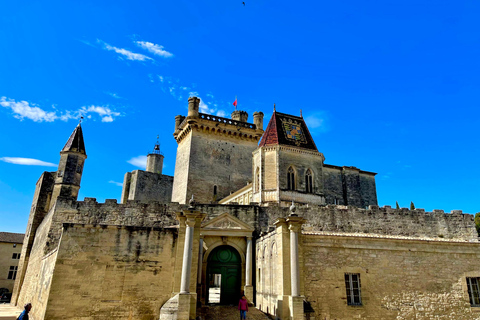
[{"xmin": 1, "ymin": 0, "xmax": 479, "ymax": 233}]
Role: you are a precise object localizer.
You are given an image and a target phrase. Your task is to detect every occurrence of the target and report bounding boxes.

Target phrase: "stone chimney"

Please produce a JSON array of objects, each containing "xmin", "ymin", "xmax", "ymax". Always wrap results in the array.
[
  {"xmin": 187, "ymin": 97, "xmax": 200, "ymax": 118},
  {"xmin": 253, "ymin": 112, "xmax": 264, "ymax": 131}
]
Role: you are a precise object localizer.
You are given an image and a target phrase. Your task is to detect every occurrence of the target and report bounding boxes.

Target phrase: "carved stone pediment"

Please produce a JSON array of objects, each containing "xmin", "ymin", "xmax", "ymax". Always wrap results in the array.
[{"xmin": 201, "ymin": 213, "xmax": 254, "ymax": 237}]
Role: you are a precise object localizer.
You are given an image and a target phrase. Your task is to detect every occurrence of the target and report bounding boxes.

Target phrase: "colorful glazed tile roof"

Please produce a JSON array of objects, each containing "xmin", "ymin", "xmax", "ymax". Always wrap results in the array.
[{"xmin": 259, "ymin": 111, "xmax": 318, "ymax": 151}]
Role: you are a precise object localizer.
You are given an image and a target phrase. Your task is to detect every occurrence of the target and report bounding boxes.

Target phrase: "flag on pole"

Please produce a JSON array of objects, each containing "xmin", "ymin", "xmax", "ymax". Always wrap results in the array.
[{"xmin": 233, "ymin": 97, "xmax": 237, "ymax": 108}]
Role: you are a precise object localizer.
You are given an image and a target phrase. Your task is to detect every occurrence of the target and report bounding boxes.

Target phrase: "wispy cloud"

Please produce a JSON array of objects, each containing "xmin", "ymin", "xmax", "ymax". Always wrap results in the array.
[
  {"xmin": 0, "ymin": 157, "xmax": 57, "ymax": 167},
  {"xmin": 135, "ymin": 41, "xmax": 173, "ymax": 58},
  {"xmin": 1, "ymin": 96, "xmax": 122, "ymax": 123},
  {"xmin": 1, "ymin": 97, "xmax": 57, "ymax": 122},
  {"xmin": 127, "ymin": 155, "xmax": 147, "ymax": 169},
  {"xmin": 98, "ymin": 39, "xmax": 153, "ymax": 62},
  {"xmin": 153, "ymin": 75, "xmax": 227, "ymax": 117},
  {"xmin": 105, "ymin": 92, "xmax": 122, "ymax": 99},
  {"xmin": 304, "ymin": 111, "xmax": 328, "ymax": 133},
  {"xmin": 108, "ymin": 180, "xmax": 123, "ymax": 187}
]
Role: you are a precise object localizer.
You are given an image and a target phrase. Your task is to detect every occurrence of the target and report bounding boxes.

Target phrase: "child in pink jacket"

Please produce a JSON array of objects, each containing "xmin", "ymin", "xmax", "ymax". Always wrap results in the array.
[{"xmin": 238, "ymin": 295, "xmax": 249, "ymax": 319}]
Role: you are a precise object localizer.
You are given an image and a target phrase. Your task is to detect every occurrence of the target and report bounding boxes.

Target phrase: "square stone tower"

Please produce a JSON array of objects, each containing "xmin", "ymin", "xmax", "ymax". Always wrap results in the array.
[{"xmin": 171, "ymin": 97, "xmax": 264, "ymax": 204}]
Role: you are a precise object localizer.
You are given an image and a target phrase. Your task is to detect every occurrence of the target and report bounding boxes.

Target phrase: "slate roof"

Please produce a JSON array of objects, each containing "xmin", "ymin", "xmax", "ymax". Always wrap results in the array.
[
  {"xmin": 0, "ymin": 232, "xmax": 24, "ymax": 244},
  {"xmin": 259, "ymin": 111, "xmax": 318, "ymax": 151},
  {"xmin": 62, "ymin": 124, "xmax": 86, "ymax": 154}
]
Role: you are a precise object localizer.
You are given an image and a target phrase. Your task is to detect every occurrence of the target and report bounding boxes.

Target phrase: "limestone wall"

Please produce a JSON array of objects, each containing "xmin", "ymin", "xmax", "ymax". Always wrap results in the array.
[
  {"xmin": 171, "ymin": 133, "xmax": 192, "ymax": 204},
  {"xmin": 302, "ymin": 233, "xmax": 480, "ymax": 319},
  {"xmin": 122, "ymin": 170, "xmax": 174, "ymax": 203},
  {"xmin": 322, "ymin": 166, "xmax": 344, "ymax": 205},
  {"xmin": 186, "ymin": 132, "xmax": 257, "ymax": 203},
  {"xmin": 260, "ymin": 205, "xmax": 477, "ymax": 241},
  {"xmin": 16, "ymin": 207, "xmax": 57, "ymax": 320},
  {"xmin": 44, "ymin": 225, "xmax": 177, "ymax": 320}
]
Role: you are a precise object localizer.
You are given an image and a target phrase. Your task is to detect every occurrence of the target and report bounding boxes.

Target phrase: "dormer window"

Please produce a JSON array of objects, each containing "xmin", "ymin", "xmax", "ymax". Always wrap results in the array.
[{"xmin": 287, "ymin": 167, "xmax": 295, "ymax": 190}]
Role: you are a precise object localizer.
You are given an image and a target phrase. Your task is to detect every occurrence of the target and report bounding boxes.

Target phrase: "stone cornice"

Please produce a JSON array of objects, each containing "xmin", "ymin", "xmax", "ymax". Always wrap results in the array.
[
  {"xmin": 259, "ymin": 145, "xmax": 324, "ymax": 159},
  {"xmin": 174, "ymin": 115, "xmax": 263, "ymax": 144}
]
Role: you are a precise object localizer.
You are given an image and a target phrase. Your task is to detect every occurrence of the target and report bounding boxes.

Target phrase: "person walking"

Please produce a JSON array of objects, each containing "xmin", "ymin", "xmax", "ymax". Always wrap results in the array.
[
  {"xmin": 238, "ymin": 295, "xmax": 248, "ymax": 320},
  {"xmin": 17, "ymin": 303, "xmax": 32, "ymax": 320}
]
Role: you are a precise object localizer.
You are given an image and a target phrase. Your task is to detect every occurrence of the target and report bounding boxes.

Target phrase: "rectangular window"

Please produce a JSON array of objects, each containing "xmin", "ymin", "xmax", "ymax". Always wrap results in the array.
[
  {"xmin": 345, "ymin": 273, "xmax": 362, "ymax": 306},
  {"xmin": 7, "ymin": 266, "xmax": 18, "ymax": 280},
  {"xmin": 12, "ymin": 253, "xmax": 18, "ymax": 259},
  {"xmin": 467, "ymin": 277, "xmax": 480, "ymax": 307}
]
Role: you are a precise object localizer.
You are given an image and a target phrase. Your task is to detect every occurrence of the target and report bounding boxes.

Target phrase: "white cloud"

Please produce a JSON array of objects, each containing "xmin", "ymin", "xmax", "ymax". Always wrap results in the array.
[
  {"xmin": 98, "ymin": 39, "xmax": 154, "ymax": 62},
  {"xmin": 105, "ymin": 92, "xmax": 121, "ymax": 99},
  {"xmin": 127, "ymin": 155, "xmax": 147, "ymax": 169},
  {"xmin": 79, "ymin": 105, "xmax": 121, "ymax": 122},
  {"xmin": 1, "ymin": 97, "xmax": 122, "ymax": 123},
  {"xmin": 206, "ymin": 93, "xmax": 214, "ymax": 98},
  {"xmin": 304, "ymin": 111, "xmax": 328, "ymax": 133},
  {"xmin": 1, "ymin": 97, "xmax": 57, "ymax": 122},
  {"xmin": 158, "ymin": 75, "xmax": 164, "ymax": 82},
  {"xmin": 216, "ymin": 110, "xmax": 227, "ymax": 117},
  {"xmin": 135, "ymin": 41, "xmax": 173, "ymax": 58},
  {"xmin": 0, "ymin": 157, "xmax": 57, "ymax": 167},
  {"xmin": 108, "ymin": 180, "xmax": 123, "ymax": 187}
]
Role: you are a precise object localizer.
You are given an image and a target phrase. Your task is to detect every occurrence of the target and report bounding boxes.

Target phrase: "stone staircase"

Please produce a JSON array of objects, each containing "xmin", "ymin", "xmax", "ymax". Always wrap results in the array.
[{"xmin": 197, "ymin": 305, "xmax": 273, "ymax": 320}]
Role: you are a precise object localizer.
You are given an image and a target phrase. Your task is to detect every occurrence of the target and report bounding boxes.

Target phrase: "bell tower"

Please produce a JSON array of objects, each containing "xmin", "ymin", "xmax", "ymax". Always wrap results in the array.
[{"xmin": 50, "ymin": 123, "xmax": 87, "ymax": 208}]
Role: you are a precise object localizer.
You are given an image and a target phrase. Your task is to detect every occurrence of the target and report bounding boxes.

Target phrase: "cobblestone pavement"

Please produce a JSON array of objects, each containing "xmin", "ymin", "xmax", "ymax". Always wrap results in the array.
[{"xmin": 198, "ymin": 305, "xmax": 273, "ymax": 320}]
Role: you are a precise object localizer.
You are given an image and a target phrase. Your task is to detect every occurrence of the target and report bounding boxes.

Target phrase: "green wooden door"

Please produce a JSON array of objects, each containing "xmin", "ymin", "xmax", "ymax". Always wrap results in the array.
[{"xmin": 207, "ymin": 245, "xmax": 241, "ymax": 305}]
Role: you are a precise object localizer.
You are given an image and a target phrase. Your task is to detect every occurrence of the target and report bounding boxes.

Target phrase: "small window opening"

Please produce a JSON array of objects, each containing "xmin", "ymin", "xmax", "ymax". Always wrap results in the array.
[
  {"xmin": 305, "ymin": 169, "xmax": 313, "ymax": 193},
  {"xmin": 287, "ymin": 167, "xmax": 295, "ymax": 191},
  {"xmin": 7, "ymin": 266, "xmax": 18, "ymax": 280},
  {"xmin": 345, "ymin": 273, "xmax": 362, "ymax": 306},
  {"xmin": 467, "ymin": 277, "xmax": 480, "ymax": 307}
]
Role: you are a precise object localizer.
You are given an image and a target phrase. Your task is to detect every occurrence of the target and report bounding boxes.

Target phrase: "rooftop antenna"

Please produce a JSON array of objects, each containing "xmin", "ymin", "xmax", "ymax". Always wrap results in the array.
[
  {"xmin": 300, "ymin": 109, "xmax": 302, "ymax": 118},
  {"xmin": 273, "ymin": 103, "xmax": 276, "ymax": 112},
  {"xmin": 79, "ymin": 116, "xmax": 84, "ymax": 124}
]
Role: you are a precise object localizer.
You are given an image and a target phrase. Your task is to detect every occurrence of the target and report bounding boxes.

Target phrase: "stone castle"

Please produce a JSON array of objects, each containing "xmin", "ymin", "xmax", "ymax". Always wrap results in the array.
[{"xmin": 10, "ymin": 97, "xmax": 480, "ymax": 319}]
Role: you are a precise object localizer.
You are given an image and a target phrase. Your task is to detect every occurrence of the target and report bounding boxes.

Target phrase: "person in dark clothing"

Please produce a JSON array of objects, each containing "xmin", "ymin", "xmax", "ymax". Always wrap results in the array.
[{"xmin": 17, "ymin": 303, "xmax": 32, "ymax": 320}]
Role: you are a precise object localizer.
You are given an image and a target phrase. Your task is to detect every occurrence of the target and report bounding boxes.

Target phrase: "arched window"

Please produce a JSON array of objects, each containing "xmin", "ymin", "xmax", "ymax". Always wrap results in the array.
[
  {"xmin": 255, "ymin": 167, "xmax": 260, "ymax": 192},
  {"xmin": 287, "ymin": 167, "xmax": 295, "ymax": 190},
  {"xmin": 305, "ymin": 169, "xmax": 313, "ymax": 193}
]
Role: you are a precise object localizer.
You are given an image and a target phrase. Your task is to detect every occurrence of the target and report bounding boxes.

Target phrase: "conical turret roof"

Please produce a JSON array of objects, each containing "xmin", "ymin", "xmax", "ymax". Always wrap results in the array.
[
  {"xmin": 61, "ymin": 123, "xmax": 86, "ymax": 155},
  {"xmin": 259, "ymin": 111, "xmax": 318, "ymax": 151}
]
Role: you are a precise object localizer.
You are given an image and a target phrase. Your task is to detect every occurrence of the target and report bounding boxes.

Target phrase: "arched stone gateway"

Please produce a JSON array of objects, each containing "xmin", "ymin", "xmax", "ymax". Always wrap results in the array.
[{"xmin": 206, "ymin": 245, "xmax": 242, "ymax": 305}]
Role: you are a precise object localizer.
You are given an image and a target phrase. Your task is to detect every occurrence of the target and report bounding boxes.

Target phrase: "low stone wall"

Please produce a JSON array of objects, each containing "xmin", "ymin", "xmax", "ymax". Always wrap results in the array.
[
  {"xmin": 44, "ymin": 224, "xmax": 178, "ymax": 319},
  {"xmin": 302, "ymin": 233, "xmax": 480, "ymax": 319}
]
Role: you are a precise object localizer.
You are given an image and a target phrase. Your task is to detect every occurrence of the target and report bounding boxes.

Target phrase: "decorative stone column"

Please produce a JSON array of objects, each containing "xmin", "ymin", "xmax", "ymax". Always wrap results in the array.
[
  {"xmin": 244, "ymin": 236, "xmax": 253, "ymax": 301},
  {"xmin": 180, "ymin": 216, "xmax": 196, "ymax": 294},
  {"xmin": 286, "ymin": 202, "xmax": 305, "ymax": 320},
  {"xmin": 160, "ymin": 202, "xmax": 205, "ymax": 320}
]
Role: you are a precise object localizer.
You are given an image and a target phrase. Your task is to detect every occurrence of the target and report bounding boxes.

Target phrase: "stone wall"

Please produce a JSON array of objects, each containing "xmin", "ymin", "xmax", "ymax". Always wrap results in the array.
[
  {"xmin": 302, "ymin": 233, "xmax": 480, "ymax": 319},
  {"xmin": 12, "ymin": 171, "xmax": 55, "ymax": 304},
  {"xmin": 186, "ymin": 132, "xmax": 257, "ymax": 204},
  {"xmin": 44, "ymin": 225, "xmax": 177, "ymax": 320},
  {"xmin": 16, "ymin": 207, "xmax": 57, "ymax": 320},
  {"xmin": 171, "ymin": 133, "xmax": 192, "ymax": 204},
  {"xmin": 121, "ymin": 170, "xmax": 173, "ymax": 203}
]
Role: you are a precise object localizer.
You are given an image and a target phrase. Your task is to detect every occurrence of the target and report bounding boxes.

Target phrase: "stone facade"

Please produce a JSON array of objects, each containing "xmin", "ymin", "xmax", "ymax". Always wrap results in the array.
[
  {"xmin": 10, "ymin": 97, "xmax": 480, "ymax": 320},
  {"xmin": 0, "ymin": 233, "xmax": 24, "ymax": 292}
]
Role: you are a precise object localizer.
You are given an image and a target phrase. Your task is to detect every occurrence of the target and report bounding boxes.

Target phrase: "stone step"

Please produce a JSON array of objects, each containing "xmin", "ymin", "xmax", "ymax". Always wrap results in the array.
[{"xmin": 197, "ymin": 305, "xmax": 272, "ymax": 320}]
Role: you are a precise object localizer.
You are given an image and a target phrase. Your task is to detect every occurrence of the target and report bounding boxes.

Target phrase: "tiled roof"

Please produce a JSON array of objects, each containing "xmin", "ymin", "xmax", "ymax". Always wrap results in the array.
[
  {"xmin": 62, "ymin": 124, "xmax": 86, "ymax": 154},
  {"xmin": 259, "ymin": 111, "xmax": 318, "ymax": 151},
  {"xmin": 0, "ymin": 232, "xmax": 24, "ymax": 244}
]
